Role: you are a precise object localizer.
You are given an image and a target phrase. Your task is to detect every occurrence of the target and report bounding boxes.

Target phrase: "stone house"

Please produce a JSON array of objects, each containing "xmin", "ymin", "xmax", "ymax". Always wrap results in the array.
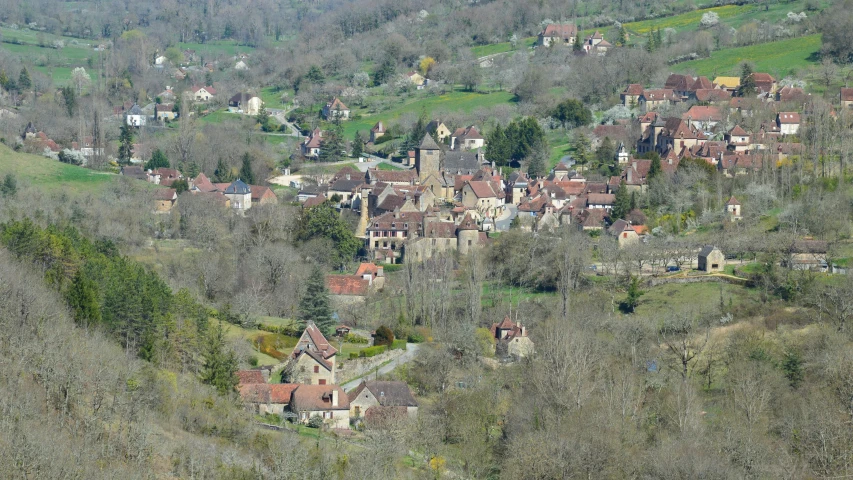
[
  {"xmin": 608, "ymin": 219, "xmax": 644, "ymax": 247},
  {"xmin": 370, "ymin": 121, "xmax": 386, "ymax": 143},
  {"xmin": 490, "ymin": 317, "xmax": 534, "ymax": 358},
  {"xmin": 841, "ymin": 88, "xmax": 853, "ymax": 109},
  {"xmin": 302, "ymin": 128, "xmax": 323, "ymax": 158},
  {"xmin": 621, "ymin": 84, "xmax": 644, "ymax": 107},
  {"xmin": 450, "ymin": 126, "xmax": 485, "ymax": 151},
  {"xmin": 725, "ymin": 196, "xmax": 742, "ymax": 220},
  {"xmin": 347, "ymin": 381, "xmax": 418, "ymax": 421},
  {"xmin": 290, "ymin": 385, "xmax": 350, "ymax": 430},
  {"xmin": 228, "ymin": 93, "xmax": 263, "ymax": 115},
  {"xmin": 776, "ymin": 112, "xmax": 800, "ymax": 135},
  {"xmin": 251, "ymin": 186, "xmax": 278, "ymax": 206},
  {"xmin": 126, "ymin": 104, "xmax": 146, "ymax": 127},
  {"xmin": 537, "ymin": 23, "xmax": 578, "ymax": 47},
  {"xmin": 289, "ymin": 322, "xmax": 338, "ymax": 385},
  {"xmin": 224, "ymin": 179, "xmax": 252, "ymax": 211},
  {"xmin": 698, "ymin": 246, "xmax": 725, "ymax": 272},
  {"xmin": 153, "ymin": 188, "xmax": 177, "ymax": 212},
  {"xmin": 189, "ymin": 85, "xmax": 217, "ymax": 102},
  {"xmin": 461, "ymin": 180, "xmax": 504, "ymax": 217},
  {"xmin": 239, "ymin": 383, "xmax": 299, "ymax": 415},
  {"xmin": 322, "ymin": 97, "xmax": 350, "ymax": 120},
  {"xmin": 426, "ymin": 121, "xmax": 451, "ymax": 142},
  {"xmin": 155, "ymin": 104, "xmax": 176, "ymax": 121}
]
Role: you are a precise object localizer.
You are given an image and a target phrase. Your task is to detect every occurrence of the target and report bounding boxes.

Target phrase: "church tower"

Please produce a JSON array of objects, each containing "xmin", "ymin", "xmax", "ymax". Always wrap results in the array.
[{"xmin": 416, "ymin": 133, "xmax": 441, "ymax": 183}]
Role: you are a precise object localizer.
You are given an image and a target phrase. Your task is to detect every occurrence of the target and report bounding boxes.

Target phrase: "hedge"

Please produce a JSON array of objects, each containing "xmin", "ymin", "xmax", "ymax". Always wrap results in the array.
[
  {"xmin": 359, "ymin": 345, "xmax": 387, "ymax": 358},
  {"xmin": 390, "ymin": 339, "xmax": 407, "ymax": 351}
]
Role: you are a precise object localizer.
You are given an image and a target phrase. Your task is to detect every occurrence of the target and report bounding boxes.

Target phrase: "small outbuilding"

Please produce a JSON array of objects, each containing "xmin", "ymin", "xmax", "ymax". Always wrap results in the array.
[{"xmin": 698, "ymin": 246, "xmax": 725, "ymax": 272}]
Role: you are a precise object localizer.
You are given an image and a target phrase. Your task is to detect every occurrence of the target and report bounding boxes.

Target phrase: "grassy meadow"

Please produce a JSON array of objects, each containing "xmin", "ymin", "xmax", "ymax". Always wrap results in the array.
[
  {"xmin": 0, "ymin": 144, "xmax": 116, "ymax": 194},
  {"xmin": 673, "ymin": 34, "xmax": 821, "ymax": 78}
]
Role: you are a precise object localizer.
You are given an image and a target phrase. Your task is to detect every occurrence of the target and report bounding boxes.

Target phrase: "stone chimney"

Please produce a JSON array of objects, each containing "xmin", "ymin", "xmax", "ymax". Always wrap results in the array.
[{"xmin": 332, "ymin": 388, "xmax": 339, "ymax": 407}]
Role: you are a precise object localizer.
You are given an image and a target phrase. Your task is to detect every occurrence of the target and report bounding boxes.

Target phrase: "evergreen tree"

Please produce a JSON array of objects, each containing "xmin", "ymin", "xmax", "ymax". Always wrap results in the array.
[
  {"xmin": 299, "ymin": 267, "xmax": 333, "ymax": 333},
  {"xmin": 655, "ymin": 28, "xmax": 663, "ymax": 48},
  {"xmin": 647, "ymin": 152, "xmax": 662, "ymax": 180},
  {"xmin": 214, "ymin": 158, "xmax": 233, "ymax": 183},
  {"xmin": 318, "ymin": 121, "xmax": 345, "ymax": 162},
  {"xmin": 485, "ymin": 124, "xmax": 512, "ymax": 166},
  {"xmin": 621, "ymin": 276, "xmax": 644, "ymax": 313},
  {"xmin": 65, "ymin": 269, "xmax": 101, "ymax": 327},
  {"xmin": 553, "ymin": 98, "xmax": 592, "ymax": 129},
  {"xmin": 612, "ymin": 180, "xmax": 630, "ymax": 220},
  {"xmin": 595, "ymin": 136, "xmax": 616, "ymax": 170},
  {"xmin": 572, "ymin": 133, "xmax": 592, "ymax": 170},
  {"xmin": 0, "ymin": 173, "xmax": 17, "ymax": 197},
  {"xmin": 527, "ymin": 151, "xmax": 546, "ymax": 178},
  {"xmin": 618, "ymin": 26, "xmax": 628, "ymax": 46},
  {"xmin": 305, "ymin": 65, "xmax": 326, "ymax": 84},
  {"xmin": 200, "ymin": 322, "xmax": 239, "ymax": 395},
  {"xmin": 351, "ymin": 131, "xmax": 364, "ymax": 158},
  {"xmin": 573, "ymin": 33, "xmax": 583, "ymax": 52},
  {"xmin": 297, "ymin": 202, "xmax": 361, "ymax": 265},
  {"xmin": 118, "ymin": 124, "xmax": 134, "ymax": 165},
  {"xmin": 172, "ymin": 179, "xmax": 189, "ymax": 194},
  {"xmin": 60, "ymin": 86, "xmax": 76, "ymax": 117},
  {"xmin": 373, "ymin": 56, "xmax": 396, "ymax": 86},
  {"xmin": 630, "ymin": 191, "xmax": 637, "ymax": 211},
  {"xmin": 255, "ymin": 103, "xmax": 272, "ymax": 131},
  {"xmin": 0, "ymin": 70, "xmax": 8, "ymax": 90},
  {"xmin": 239, "ymin": 153, "xmax": 255, "ymax": 184},
  {"xmin": 186, "ymin": 162, "xmax": 201, "ymax": 179},
  {"xmin": 145, "ymin": 149, "xmax": 170, "ymax": 170},
  {"xmin": 18, "ymin": 68, "xmax": 31, "ymax": 90},
  {"xmin": 738, "ymin": 62, "xmax": 756, "ymax": 97}
]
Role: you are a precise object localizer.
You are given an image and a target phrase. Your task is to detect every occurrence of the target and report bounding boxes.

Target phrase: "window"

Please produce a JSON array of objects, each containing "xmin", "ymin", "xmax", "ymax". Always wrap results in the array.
[
  {"xmin": 468, "ymin": 240, "xmax": 472, "ymax": 246},
  {"xmin": 623, "ymin": 232, "xmax": 628, "ymax": 238},
  {"xmin": 319, "ymin": 379, "xmax": 326, "ymax": 385},
  {"xmin": 374, "ymin": 241, "xmax": 379, "ymax": 248},
  {"xmin": 314, "ymin": 366, "xmax": 319, "ymax": 373}
]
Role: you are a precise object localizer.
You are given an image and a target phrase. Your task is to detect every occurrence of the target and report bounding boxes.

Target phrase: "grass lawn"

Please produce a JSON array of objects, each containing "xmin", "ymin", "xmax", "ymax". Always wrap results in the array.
[
  {"xmin": 340, "ymin": 89, "xmax": 515, "ymax": 138},
  {"xmin": 632, "ymin": 281, "xmax": 758, "ymax": 317},
  {"xmin": 376, "ymin": 162, "xmax": 404, "ymax": 170},
  {"xmin": 481, "ymin": 282, "xmax": 555, "ymax": 307},
  {"xmin": 673, "ymin": 34, "xmax": 821, "ymax": 78},
  {"xmin": 0, "ymin": 144, "xmax": 116, "ymax": 195},
  {"xmin": 198, "ymin": 109, "xmax": 248, "ymax": 125},
  {"xmin": 177, "ymin": 40, "xmax": 254, "ymax": 58},
  {"xmin": 259, "ymin": 86, "xmax": 293, "ymax": 109}
]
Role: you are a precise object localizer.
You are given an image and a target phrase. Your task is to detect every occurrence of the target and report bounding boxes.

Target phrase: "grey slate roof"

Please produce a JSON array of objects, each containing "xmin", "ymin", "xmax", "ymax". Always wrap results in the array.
[
  {"xmin": 418, "ymin": 133, "xmax": 441, "ymax": 151},
  {"xmin": 698, "ymin": 245, "xmax": 720, "ymax": 257},
  {"xmin": 225, "ymin": 179, "xmax": 251, "ymax": 194},
  {"xmin": 348, "ymin": 381, "xmax": 418, "ymax": 407},
  {"xmin": 127, "ymin": 104, "xmax": 143, "ymax": 115},
  {"xmin": 443, "ymin": 151, "xmax": 482, "ymax": 175}
]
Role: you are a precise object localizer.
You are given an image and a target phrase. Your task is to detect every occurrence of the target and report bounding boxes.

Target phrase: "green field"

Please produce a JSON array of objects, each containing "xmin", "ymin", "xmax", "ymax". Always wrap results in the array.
[
  {"xmin": 340, "ymin": 90, "xmax": 515, "ymax": 137},
  {"xmin": 633, "ymin": 281, "xmax": 758, "ymax": 317},
  {"xmin": 177, "ymin": 40, "xmax": 254, "ymax": 59},
  {"xmin": 0, "ymin": 144, "xmax": 116, "ymax": 194},
  {"xmin": 673, "ymin": 34, "xmax": 821, "ymax": 78}
]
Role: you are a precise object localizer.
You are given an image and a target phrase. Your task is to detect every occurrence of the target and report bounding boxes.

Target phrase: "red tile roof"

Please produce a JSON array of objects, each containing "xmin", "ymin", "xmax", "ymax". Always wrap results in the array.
[
  {"xmin": 327, "ymin": 275, "xmax": 370, "ymax": 296},
  {"xmin": 623, "ymin": 84, "xmax": 644, "ymax": 96},
  {"xmin": 237, "ymin": 370, "xmax": 265, "ymax": 385},
  {"xmin": 290, "ymin": 385, "xmax": 349, "ymax": 411},
  {"xmin": 541, "ymin": 24, "xmax": 578, "ymax": 38}
]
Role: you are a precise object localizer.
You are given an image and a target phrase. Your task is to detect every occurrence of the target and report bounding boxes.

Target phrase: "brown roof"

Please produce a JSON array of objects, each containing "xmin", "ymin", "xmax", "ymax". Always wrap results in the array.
[
  {"xmin": 291, "ymin": 385, "xmax": 349, "ymax": 411},
  {"xmin": 641, "ymin": 89, "xmax": 678, "ymax": 102},
  {"xmin": 664, "ymin": 74, "xmax": 694, "ymax": 91},
  {"xmin": 541, "ymin": 23, "xmax": 578, "ymax": 38},
  {"xmin": 691, "ymin": 76, "xmax": 714, "ymax": 91},
  {"xmin": 251, "ymin": 185, "xmax": 277, "ymax": 202},
  {"xmin": 237, "ymin": 370, "xmax": 265, "ymax": 385},
  {"xmin": 622, "ymin": 84, "xmax": 644, "ymax": 96},
  {"xmin": 303, "ymin": 194, "xmax": 327, "ymax": 208},
  {"xmin": 326, "ymin": 97, "xmax": 348, "ymax": 111},
  {"xmin": 154, "ymin": 188, "xmax": 177, "ymax": 201},
  {"xmin": 465, "ymin": 180, "xmax": 499, "ymax": 198},
  {"xmin": 368, "ymin": 168, "xmax": 418, "ymax": 184},
  {"xmin": 327, "ymin": 275, "xmax": 370, "ymax": 296},
  {"xmin": 729, "ymin": 125, "xmax": 748, "ymax": 136},
  {"xmin": 725, "ymin": 196, "xmax": 741, "ymax": 206},
  {"xmin": 423, "ymin": 221, "xmax": 457, "ymax": 238},
  {"xmin": 777, "ymin": 112, "xmax": 800, "ymax": 124},
  {"xmin": 841, "ymin": 88, "xmax": 853, "ymax": 102},
  {"xmin": 587, "ymin": 193, "xmax": 615, "ymax": 206},
  {"xmin": 355, "ymin": 263, "xmax": 381, "ymax": 276},
  {"xmin": 348, "ymin": 381, "xmax": 418, "ymax": 407},
  {"xmin": 192, "ymin": 173, "xmax": 217, "ymax": 192},
  {"xmin": 304, "ymin": 322, "xmax": 337, "ymax": 359},
  {"xmin": 270, "ymin": 384, "xmax": 299, "ymax": 403},
  {"xmin": 683, "ymin": 105, "xmax": 723, "ymax": 122},
  {"xmin": 694, "ymin": 89, "xmax": 732, "ymax": 103}
]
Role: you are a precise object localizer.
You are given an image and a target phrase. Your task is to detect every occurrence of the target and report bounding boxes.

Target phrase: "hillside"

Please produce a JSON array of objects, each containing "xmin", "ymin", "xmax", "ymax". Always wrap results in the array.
[
  {"xmin": 0, "ymin": 144, "xmax": 117, "ymax": 194},
  {"xmin": 673, "ymin": 34, "xmax": 821, "ymax": 78}
]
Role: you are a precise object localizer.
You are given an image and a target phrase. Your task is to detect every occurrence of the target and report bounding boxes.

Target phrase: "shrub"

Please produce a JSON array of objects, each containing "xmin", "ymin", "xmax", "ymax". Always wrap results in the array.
[
  {"xmin": 407, "ymin": 332, "xmax": 425, "ymax": 343},
  {"xmin": 374, "ymin": 325, "xmax": 394, "ymax": 347},
  {"xmin": 390, "ymin": 339, "xmax": 407, "ymax": 351},
  {"xmin": 307, "ymin": 415, "xmax": 324, "ymax": 428},
  {"xmin": 360, "ymin": 345, "xmax": 386, "ymax": 358},
  {"xmin": 349, "ymin": 352, "xmax": 359, "ymax": 360},
  {"xmin": 345, "ymin": 333, "xmax": 368, "ymax": 344}
]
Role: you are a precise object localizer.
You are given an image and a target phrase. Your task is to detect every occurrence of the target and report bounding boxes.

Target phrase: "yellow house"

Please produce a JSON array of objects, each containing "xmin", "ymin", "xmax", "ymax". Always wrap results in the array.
[{"xmin": 407, "ymin": 71, "xmax": 425, "ymax": 87}]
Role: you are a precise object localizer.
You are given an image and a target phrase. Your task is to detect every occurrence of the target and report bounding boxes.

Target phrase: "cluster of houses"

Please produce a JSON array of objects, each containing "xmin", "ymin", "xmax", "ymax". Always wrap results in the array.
[
  {"xmin": 237, "ymin": 322, "xmax": 418, "ymax": 430},
  {"xmin": 536, "ymin": 23, "xmax": 614, "ymax": 56},
  {"xmin": 237, "ymin": 316, "xmax": 533, "ymax": 429},
  {"xmin": 153, "ymin": 51, "xmax": 253, "ymax": 77},
  {"xmin": 120, "ymin": 166, "xmax": 277, "ymax": 213}
]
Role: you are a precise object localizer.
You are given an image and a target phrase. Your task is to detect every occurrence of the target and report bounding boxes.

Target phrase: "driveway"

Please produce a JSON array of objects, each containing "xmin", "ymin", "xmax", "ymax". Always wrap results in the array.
[{"xmin": 341, "ymin": 343, "xmax": 420, "ymax": 392}]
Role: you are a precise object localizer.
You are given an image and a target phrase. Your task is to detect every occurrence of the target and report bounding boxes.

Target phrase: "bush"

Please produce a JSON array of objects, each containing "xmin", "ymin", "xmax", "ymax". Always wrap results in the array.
[
  {"xmin": 349, "ymin": 352, "xmax": 359, "ymax": 360},
  {"xmin": 248, "ymin": 356, "xmax": 259, "ymax": 367},
  {"xmin": 407, "ymin": 332, "xmax": 425, "ymax": 343},
  {"xmin": 360, "ymin": 345, "xmax": 386, "ymax": 358},
  {"xmin": 390, "ymin": 339, "xmax": 407, "ymax": 351},
  {"xmin": 374, "ymin": 325, "xmax": 394, "ymax": 347},
  {"xmin": 307, "ymin": 415, "xmax": 324, "ymax": 428},
  {"xmin": 345, "ymin": 333, "xmax": 368, "ymax": 344}
]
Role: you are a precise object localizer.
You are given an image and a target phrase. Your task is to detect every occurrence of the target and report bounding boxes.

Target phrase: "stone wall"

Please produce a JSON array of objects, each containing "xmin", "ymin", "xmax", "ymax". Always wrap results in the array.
[{"xmin": 335, "ymin": 348, "xmax": 404, "ymax": 384}]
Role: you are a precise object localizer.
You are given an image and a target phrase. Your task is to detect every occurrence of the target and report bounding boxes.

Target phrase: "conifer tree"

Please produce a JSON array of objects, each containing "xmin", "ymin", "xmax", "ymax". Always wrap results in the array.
[
  {"xmin": 18, "ymin": 68, "xmax": 31, "ymax": 90},
  {"xmin": 239, "ymin": 153, "xmax": 255, "ymax": 184},
  {"xmin": 118, "ymin": 123, "xmax": 134, "ymax": 165},
  {"xmin": 200, "ymin": 322, "xmax": 238, "ymax": 395},
  {"xmin": 299, "ymin": 267, "xmax": 333, "ymax": 333},
  {"xmin": 612, "ymin": 180, "xmax": 631, "ymax": 220},
  {"xmin": 351, "ymin": 131, "xmax": 363, "ymax": 158},
  {"xmin": 215, "ymin": 158, "xmax": 233, "ymax": 183}
]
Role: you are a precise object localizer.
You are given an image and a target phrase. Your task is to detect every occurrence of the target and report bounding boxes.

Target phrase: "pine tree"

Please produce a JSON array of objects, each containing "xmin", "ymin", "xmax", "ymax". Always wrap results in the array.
[
  {"xmin": 647, "ymin": 153, "xmax": 662, "ymax": 180},
  {"xmin": 200, "ymin": 322, "xmax": 238, "ymax": 395},
  {"xmin": 485, "ymin": 124, "xmax": 511, "ymax": 165},
  {"xmin": 630, "ymin": 191, "xmax": 637, "ymax": 211},
  {"xmin": 187, "ymin": 162, "xmax": 200, "ymax": 179},
  {"xmin": 65, "ymin": 270, "xmax": 101, "ymax": 326},
  {"xmin": 612, "ymin": 180, "xmax": 630, "ymax": 220},
  {"xmin": 573, "ymin": 33, "xmax": 583, "ymax": 52},
  {"xmin": 655, "ymin": 28, "xmax": 663, "ymax": 48},
  {"xmin": 18, "ymin": 68, "xmax": 31, "ymax": 90},
  {"xmin": 215, "ymin": 158, "xmax": 233, "ymax": 183},
  {"xmin": 0, "ymin": 173, "xmax": 17, "ymax": 197},
  {"xmin": 618, "ymin": 26, "xmax": 628, "ymax": 46},
  {"xmin": 239, "ymin": 153, "xmax": 255, "ymax": 184},
  {"xmin": 351, "ymin": 131, "xmax": 363, "ymax": 158},
  {"xmin": 738, "ymin": 62, "xmax": 756, "ymax": 97},
  {"xmin": 573, "ymin": 133, "xmax": 592, "ymax": 170},
  {"xmin": 299, "ymin": 267, "xmax": 333, "ymax": 333},
  {"xmin": 318, "ymin": 122, "xmax": 345, "ymax": 162},
  {"xmin": 118, "ymin": 123, "xmax": 134, "ymax": 165},
  {"xmin": 145, "ymin": 149, "xmax": 170, "ymax": 170},
  {"xmin": 0, "ymin": 70, "xmax": 8, "ymax": 90}
]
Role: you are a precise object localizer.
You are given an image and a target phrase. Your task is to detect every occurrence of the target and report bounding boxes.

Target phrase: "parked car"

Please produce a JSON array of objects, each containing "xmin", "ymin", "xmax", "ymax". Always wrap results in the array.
[{"xmin": 666, "ymin": 266, "xmax": 680, "ymax": 272}]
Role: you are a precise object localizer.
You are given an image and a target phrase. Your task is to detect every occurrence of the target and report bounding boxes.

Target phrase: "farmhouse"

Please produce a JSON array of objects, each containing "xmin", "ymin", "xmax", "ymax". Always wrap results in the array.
[{"xmin": 698, "ymin": 246, "xmax": 725, "ymax": 272}]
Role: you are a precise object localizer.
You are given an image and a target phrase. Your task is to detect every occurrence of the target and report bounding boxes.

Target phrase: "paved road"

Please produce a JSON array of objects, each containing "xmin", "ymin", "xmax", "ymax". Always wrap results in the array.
[
  {"xmin": 340, "ymin": 343, "xmax": 420, "ymax": 392},
  {"xmin": 495, "ymin": 204, "xmax": 518, "ymax": 231}
]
